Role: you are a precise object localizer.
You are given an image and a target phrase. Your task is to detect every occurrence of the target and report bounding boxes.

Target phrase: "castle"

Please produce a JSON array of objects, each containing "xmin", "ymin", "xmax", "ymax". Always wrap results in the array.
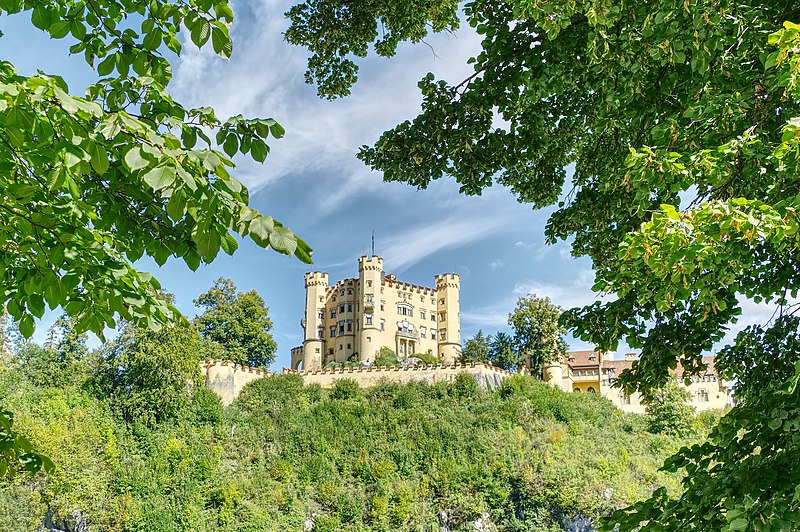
[
  {"xmin": 541, "ymin": 350, "xmax": 731, "ymax": 413},
  {"xmin": 291, "ymin": 255, "xmax": 462, "ymax": 371}
]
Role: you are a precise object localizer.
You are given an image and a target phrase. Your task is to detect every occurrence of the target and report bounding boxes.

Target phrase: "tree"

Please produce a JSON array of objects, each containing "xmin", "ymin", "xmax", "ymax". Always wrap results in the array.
[
  {"xmin": 642, "ymin": 381, "xmax": 695, "ymax": 438},
  {"xmin": 489, "ymin": 331, "xmax": 520, "ymax": 371},
  {"xmin": 374, "ymin": 346, "xmax": 399, "ymax": 367},
  {"xmin": 194, "ymin": 278, "xmax": 277, "ymax": 368},
  {"xmin": 461, "ymin": 330, "xmax": 492, "ymax": 364},
  {"xmin": 93, "ymin": 319, "xmax": 203, "ymax": 424},
  {"xmin": 287, "ymin": 3, "xmax": 800, "ymax": 528},
  {"xmin": 0, "ymin": 0, "xmax": 312, "ymax": 342},
  {"xmin": 508, "ymin": 294, "xmax": 567, "ymax": 376}
]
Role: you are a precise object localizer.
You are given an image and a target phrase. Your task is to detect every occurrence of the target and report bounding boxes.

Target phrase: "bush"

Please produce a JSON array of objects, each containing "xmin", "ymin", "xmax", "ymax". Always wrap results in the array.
[
  {"xmin": 330, "ymin": 379, "xmax": 361, "ymax": 400},
  {"xmin": 450, "ymin": 372, "xmax": 481, "ymax": 398},
  {"xmin": 192, "ymin": 387, "xmax": 223, "ymax": 424}
]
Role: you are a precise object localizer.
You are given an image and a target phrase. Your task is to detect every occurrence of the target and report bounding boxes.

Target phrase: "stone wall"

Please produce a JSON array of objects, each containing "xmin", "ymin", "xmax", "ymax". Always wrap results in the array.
[
  {"xmin": 200, "ymin": 360, "xmax": 513, "ymax": 404},
  {"xmin": 200, "ymin": 360, "xmax": 272, "ymax": 406},
  {"xmin": 284, "ymin": 362, "xmax": 512, "ymax": 391}
]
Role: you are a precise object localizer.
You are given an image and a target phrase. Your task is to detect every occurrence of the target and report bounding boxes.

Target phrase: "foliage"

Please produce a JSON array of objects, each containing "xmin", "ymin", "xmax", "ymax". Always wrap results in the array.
[
  {"xmin": 508, "ymin": 294, "xmax": 568, "ymax": 375},
  {"xmin": 642, "ymin": 382, "xmax": 695, "ymax": 438},
  {"xmin": 12, "ymin": 314, "xmax": 91, "ymax": 387},
  {"xmin": 462, "ymin": 329, "xmax": 492, "ymax": 364},
  {"xmin": 607, "ymin": 363, "xmax": 800, "ymax": 531},
  {"xmin": 489, "ymin": 331, "xmax": 521, "ymax": 371},
  {"xmin": 284, "ymin": 0, "xmax": 461, "ymax": 99},
  {"xmin": 0, "ymin": 409, "xmax": 53, "ymax": 479},
  {"xmin": 93, "ymin": 320, "xmax": 203, "ymax": 424},
  {"xmin": 191, "ymin": 387, "xmax": 223, "ymax": 425},
  {"xmin": 193, "ymin": 277, "xmax": 277, "ymax": 368},
  {"xmin": 1, "ymin": 361, "xmax": 705, "ymax": 530},
  {"xmin": 288, "ymin": 2, "xmax": 800, "ymax": 527},
  {"xmin": 0, "ymin": 0, "xmax": 312, "ymax": 341},
  {"xmin": 374, "ymin": 346, "xmax": 399, "ymax": 367}
]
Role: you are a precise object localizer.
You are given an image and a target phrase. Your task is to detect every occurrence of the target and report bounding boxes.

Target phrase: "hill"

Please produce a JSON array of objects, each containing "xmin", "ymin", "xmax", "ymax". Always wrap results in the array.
[{"xmin": 0, "ymin": 367, "xmax": 709, "ymax": 531}]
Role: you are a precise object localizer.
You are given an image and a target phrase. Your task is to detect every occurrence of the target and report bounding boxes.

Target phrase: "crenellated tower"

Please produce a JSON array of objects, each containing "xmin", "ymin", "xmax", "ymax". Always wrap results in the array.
[
  {"xmin": 302, "ymin": 271, "xmax": 328, "ymax": 370},
  {"xmin": 358, "ymin": 255, "xmax": 383, "ymax": 362},
  {"xmin": 435, "ymin": 273, "xmax": 461, "ymax": 364}
]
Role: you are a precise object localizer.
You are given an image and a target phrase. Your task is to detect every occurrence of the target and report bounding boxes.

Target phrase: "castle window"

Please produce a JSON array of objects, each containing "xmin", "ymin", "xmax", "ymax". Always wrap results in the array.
[
  {"xmin": 347, "ymin": 303, "xmax": 353, "ymax": 313},
  {"xmin": 339, "ymin": 344, "xmax": 343, "ymax": 350},
  {"xmin": 319, "ymin": 296, "xmax": 323, "ymax": 303},
  {"xmin": 339, "ymin": 304, "xmax": 345, "ymax": 314},
  {"xmin": 587, "ymin": 387, "xmax": 595, "ymax": 393},
  {"xmin": 347, "ymin": 289, "xmax": 352, "ymax": 295},
  {"xmin": 318, "ymin": 310, "xmax": 324, "ymax": 319},
  {"xmin": 697, "ymin": 389, "xmax": 709, "ymax": 402},
  {"xmin": 366, "ymin": 295, "xmax": 374, "ymax": 304},
  {"xmin": 331, "ymin": 309, "xmax": 337, "ymax": 318},
  {"xmin": 421, "ymin": 295, "xmax": 425, "ymax": 302},
  {"xmin": 574, "ymin": 388, "xmax": 581, "ymax": 392},
  {"xmin": 619, "ymin": 392, "xmax": 631, "ymax": 405},
  {"xmin": 340, "ymin": 290, "xmax": 345, "ymax": 297},
  {"xmin": 380, "ymin": 319, "xmax": 385, "ymax": 331},
  {"xmin": 431, "ymin": 328, "xmax": 437, "ymax": 339},
  {"xmin": 347, "ymin": 343, "xmax": 351, "ymax": 349},
  {"xmin": 420, "ymin": 326, "xmax": 427, "ymax": 338},
  {"xmin": 439, "ymin": 298, "xmax": 444, "ymax": 305},
  {"xmin": 367, "ymin": 281, "xmax": 373, "ymax": 288},
  {"xmin": 380, "ymin": 301, "xmax": 385, "ymax": 311},
  {"xmin": 420, "ymin": 309, "xmax": 426, "ymax": 320},
  {"xmin": 317, "ymin": 327, "xmax": 324, "ymax": 339},
  {"xmin": 365, "ymin": 314, "xmax": 373, "ymax": 325},
  {"xmin": 339, "ymin": 321, "xmax": 345, "ymax": 334},
  {"xmin": 430, "ymin": 313, "xmax": 435, "ymax": 321},
  {"xmin": 439, "ymin": 330, "xmax": 446, "ymax": 341},
  {"xmin": 347, "ymin": 320, "xmax": 353, "ymax": 332},
  {"xmin": 330, "ymin": 326, "xmax": 336, "ymax": 337}
]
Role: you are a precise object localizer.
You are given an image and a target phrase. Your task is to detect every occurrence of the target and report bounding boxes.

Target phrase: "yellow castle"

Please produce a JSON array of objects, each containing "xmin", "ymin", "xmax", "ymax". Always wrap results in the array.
[
  {"xmin": 541, "ymin": 350, "xmax": 732, "ymax": 413},
  {"xmin": 292, "ymin": 255, "xmax": 462, "ymax": 371}
]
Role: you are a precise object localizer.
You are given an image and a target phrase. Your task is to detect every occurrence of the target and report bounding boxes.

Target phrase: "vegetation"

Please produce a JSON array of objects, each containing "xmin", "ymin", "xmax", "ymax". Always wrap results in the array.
[
  {"xmin": 0, "ymin": 350, "xmax": 711, "ymax": 530},
  {"xmin": 193, "ymin": 278, "xmax": 278, "ymax": 368},
  {"xmin": 462, "ymin": 329, "xmax": 492, "ymax": 364},
  {"xmin": 287, "ymin": 2, "xmax": 800, "ymax": 528},
  {"xmin": 509, "ymin": 295, "xmax": 568, "ymax": 375},
  {"xmin": 642, "ymin": 382, "xmax": 695, "ymax": 438}
]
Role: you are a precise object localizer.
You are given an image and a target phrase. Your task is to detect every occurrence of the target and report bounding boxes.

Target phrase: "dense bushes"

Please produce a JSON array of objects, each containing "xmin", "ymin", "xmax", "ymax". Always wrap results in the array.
[{"xmin": 0, "ymin": 368, "xmax": 716, "ymax": 531}]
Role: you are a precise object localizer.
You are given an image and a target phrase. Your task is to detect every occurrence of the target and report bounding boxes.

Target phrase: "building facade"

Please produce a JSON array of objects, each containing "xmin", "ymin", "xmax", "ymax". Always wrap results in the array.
[
  {"xmin": 542, "ymin": 350, "xmax": 731, "ymax": 413},
  {"xmin": 293, "ymin": 255, "xmax": 461, "ymax": 371}
]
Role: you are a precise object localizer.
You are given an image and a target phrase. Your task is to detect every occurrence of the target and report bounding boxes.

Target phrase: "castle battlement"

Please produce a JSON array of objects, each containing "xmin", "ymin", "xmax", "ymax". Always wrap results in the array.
[{"xmin": 305, "ymin": 271, "xmax": 329, "ymax": 287}]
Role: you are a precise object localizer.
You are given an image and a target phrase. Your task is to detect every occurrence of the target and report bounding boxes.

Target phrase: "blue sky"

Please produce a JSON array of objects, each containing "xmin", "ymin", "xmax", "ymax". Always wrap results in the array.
[{"xmin": 2, "ymin": 1, "xmax": 776, "ymax": 369}]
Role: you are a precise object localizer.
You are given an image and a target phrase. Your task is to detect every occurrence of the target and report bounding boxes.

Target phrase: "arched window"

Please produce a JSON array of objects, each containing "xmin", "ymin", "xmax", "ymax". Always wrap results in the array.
[
  {"xmin": 574, "ymin": 388, "xmax": 582, "ymax": 392},
  {"xmin": 697, "ymin": 389, "xmax": 709, "ymax": 402},
  {"xmin": 587, "ymin": 387, "xmax": 595, "ymax": 393}
]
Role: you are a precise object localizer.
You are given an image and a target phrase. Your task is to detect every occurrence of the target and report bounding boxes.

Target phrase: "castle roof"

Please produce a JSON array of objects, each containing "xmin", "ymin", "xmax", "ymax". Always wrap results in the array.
[{"xmin": 564, "ymin": 350, "xmax": 602, "ymax": 368}]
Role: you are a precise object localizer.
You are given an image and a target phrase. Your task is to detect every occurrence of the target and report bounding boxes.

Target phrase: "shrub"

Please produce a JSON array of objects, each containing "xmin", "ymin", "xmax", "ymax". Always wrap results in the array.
[
  {"xmin": 330, "ymin": 379, "xmax": 361, "ymax": 400},
  {"xmin": 192, "ymin": 387, "xmax": 223, "ymax": 425}
]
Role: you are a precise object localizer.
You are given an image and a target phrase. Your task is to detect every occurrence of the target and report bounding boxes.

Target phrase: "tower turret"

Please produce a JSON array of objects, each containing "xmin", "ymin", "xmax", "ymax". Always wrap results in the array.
[
  {"xmin": 302, "ymin": 271, "xmax": 328, "ymax": 370},
  {"xmin": 358, "ymin": 255, "xmax": 383, "ymax": 362},
  {"xmin": 435, "ymin": 273, "xmax": 461, "ymax": 364}
]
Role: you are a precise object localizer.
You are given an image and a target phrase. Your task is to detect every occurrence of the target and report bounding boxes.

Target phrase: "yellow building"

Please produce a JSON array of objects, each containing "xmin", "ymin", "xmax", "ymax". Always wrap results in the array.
[
  {"xmin": 541, "ymin": 350, "xmax": 731, "ymax": 413},
  {"xmin": 292, "ymin": 255, "xmax": 461, "ymax": 370}
]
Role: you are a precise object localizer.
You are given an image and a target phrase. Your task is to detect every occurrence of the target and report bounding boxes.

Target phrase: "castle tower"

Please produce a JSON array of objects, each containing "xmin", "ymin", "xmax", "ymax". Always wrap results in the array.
[
  {"xmin": 543, "ymin": 362, "xmax": 564, "ymax": 390},
  {"xmin": 358, "ymin": 255, "xmax": 383, "ymax": 362},
  {"xmin": 435, "ymin": 273, "xmax": 461, "ymax": 364},
  {"xmin": 302, "ymin": 271, "xmax": 328, "ymax": 370}
]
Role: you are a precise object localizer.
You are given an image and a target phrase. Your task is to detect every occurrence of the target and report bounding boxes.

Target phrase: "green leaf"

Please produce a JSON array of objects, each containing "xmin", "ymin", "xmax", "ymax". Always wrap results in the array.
[
  {"xmin": 222, "ymin": 134, "xmax": 238, "ymax": 157},
  {"xmin": 190, "ymin": 19, "xmax": 211, "ymax": 48},
  {"xmin": 27, "ymin": 294, "xmax": 45, "ymax": 318},
  {"xmin": 269, "ymin": 226, "xmax": 297, "ymax": 255},
  {"xmin": 211, "ymin": 27, "xmax": 232, "ymax": 58},
  {"xmin": 18, "ymin": 314, "xmax": 34, "ymax": 338},
  {"xmin": 250, "ymin": 138, "xmax": 269, "ymax": 162},
  {"xmin": 91, "ymin": 145, "xmax": 109, "ymax": 175},
  {"xmin": 142, "ymin": 165, "xmax": 176, "ymax": 191},
  {"xmin": 124, "ymin": 147, "xmax": 149, "ymax": 171}
]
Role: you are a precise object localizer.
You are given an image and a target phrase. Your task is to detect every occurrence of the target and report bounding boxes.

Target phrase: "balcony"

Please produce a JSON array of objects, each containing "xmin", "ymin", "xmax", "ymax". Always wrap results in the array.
[
  {"xmin": 396, "ymin": 329, "xmax": 419, "ymax": 340},
  {"xmin": 364, "ymin": 296, "xmax": 375, "ymax": 311}
]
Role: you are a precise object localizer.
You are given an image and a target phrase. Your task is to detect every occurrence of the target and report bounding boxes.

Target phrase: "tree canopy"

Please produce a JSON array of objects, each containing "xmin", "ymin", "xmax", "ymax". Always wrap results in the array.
[
  {"xmin": 193, "ymin": 277, "xmax": 277, "ymax": 368},
  {"xmin": 508, "ymin": 294, "xmax": 567, "ymax": 375},
  {"xmin": 286, "ymin": 1, "xmax": 800, "ymax": 529},
  {"xmin": 0, "ymin": 0, "xmax": 312, "ymax": 342}
]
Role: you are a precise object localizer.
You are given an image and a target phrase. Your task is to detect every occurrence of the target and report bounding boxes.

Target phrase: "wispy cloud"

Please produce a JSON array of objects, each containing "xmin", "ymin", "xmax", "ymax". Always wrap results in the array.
[
  {"xmin": 488, "ymin": 259, "xmax": 504, "ymax": 270},
  {"xmin": 381, "ymin": 214, "xmax": 509, "ymax": 273},
  {"xmin": 512, "ymin": 269, "xmax": 604, "ymax": 311}
]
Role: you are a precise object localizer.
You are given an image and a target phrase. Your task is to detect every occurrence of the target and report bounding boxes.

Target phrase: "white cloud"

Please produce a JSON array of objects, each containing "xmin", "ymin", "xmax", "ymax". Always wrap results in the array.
[
  {"xmin": 170, "ymin": 0, "xmax": 484, "ymax": 214},
  {"xmin": 381, "ymin": 214, "xmax": 509, "ymax": 273},
  {"xmin": 461, "ymin": 306, "xmax": 509, "ymax": 328},
  {"xmin": 512, "ymin": 269, "xmax": 605, "ymax": 311},
  {"xmin": 488, "ymin": 259, "xmax": 504, "ymax": 270}
]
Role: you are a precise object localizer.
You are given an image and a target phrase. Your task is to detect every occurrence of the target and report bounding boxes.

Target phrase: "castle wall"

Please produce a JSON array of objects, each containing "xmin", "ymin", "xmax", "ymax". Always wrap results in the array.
[
  {"xmin": 200, "ymin": 360, "xmax": 513, "ymax": 404},
  {"xmin": 200, "ymin": 360, "xmax": 271, "ymax": 406},
  {"xmin": 285, "ymin": 362, "xmax": 511, "ymax": 391}
]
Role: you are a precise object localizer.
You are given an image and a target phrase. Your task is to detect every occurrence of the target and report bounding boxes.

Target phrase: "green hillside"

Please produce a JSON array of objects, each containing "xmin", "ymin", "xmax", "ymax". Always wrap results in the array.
[{"xmin": 0, "ymin": 362, "xmax": 713, "ymax": 532}]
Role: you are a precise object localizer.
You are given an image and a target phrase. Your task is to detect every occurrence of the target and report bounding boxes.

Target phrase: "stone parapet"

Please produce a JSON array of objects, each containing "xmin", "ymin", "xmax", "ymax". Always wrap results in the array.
[{"xmin": 200, "ymin": 359, "xmax": 271, "ymax": 406}]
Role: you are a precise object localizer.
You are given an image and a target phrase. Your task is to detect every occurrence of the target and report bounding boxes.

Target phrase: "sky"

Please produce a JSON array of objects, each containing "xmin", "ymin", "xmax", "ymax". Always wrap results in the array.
[{"xmin": 1, "ymin": 2, "xmax": 782, "ymax": 370}]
